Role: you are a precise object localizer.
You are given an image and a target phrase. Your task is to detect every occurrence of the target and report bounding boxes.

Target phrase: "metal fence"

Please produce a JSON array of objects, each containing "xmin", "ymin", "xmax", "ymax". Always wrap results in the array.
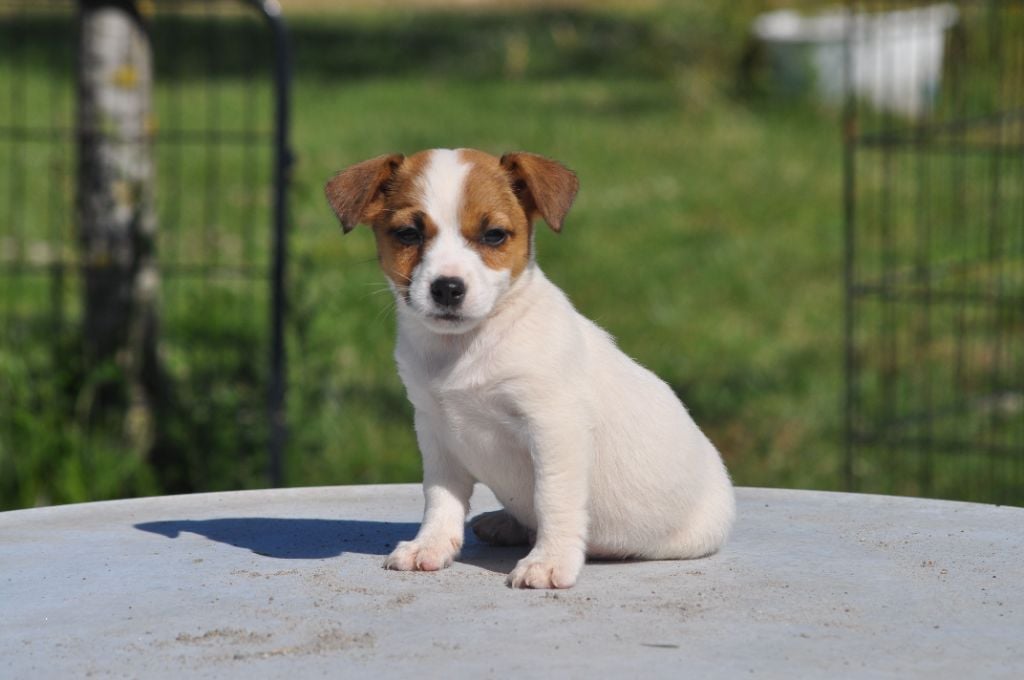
[
  {"xmin": 0, "ymin": 0, "xmax": 290, "ymax": 507},
  {"xmin": 844, "ymin": 0, "xmax": 1023, "ymax": 503}
]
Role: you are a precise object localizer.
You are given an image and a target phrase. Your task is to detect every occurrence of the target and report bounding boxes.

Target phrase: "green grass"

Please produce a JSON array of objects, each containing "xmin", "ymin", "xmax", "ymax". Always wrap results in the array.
[
  {"xmin": 0, "ymin": 2, "xmax": 854, "ymax": 507},
  {"xmin": 3, "ymin": 1, "xmax": 1016, "ymax": 508},
  {"xmin": 286, "ymin": 80, "xmax": 845, "ymax": 492}
]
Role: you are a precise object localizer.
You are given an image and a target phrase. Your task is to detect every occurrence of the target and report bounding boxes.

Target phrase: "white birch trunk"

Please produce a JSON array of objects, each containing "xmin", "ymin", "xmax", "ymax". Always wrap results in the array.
[{"xmin": 77, "ymin": 0, "xmax": 159, "ymax": 454}]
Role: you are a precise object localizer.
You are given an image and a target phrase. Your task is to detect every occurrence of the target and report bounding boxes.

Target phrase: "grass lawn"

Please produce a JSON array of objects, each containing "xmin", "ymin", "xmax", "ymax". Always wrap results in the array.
[
  {"xmin": 1, "ymin": 1, "xmax": 851, "ymax": 507},
  {"xmin": 281, "ymin": 5, "xmax": 847, "ymax": 493}
]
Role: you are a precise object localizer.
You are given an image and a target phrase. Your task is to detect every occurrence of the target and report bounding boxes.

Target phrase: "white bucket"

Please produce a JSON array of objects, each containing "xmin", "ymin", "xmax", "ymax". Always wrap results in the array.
[{"xmin": 753, "ymin": 3, "xmax": 959, "ymax": 118}]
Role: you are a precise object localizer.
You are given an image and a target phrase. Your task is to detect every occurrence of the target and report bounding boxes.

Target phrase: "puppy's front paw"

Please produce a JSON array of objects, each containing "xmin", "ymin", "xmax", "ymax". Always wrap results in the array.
[
  {"xmin": 507, "ymin": 549, "xmax": 584, "ymax": 589},
  {"xmin": 384, "ymin": 536, "xmax": 460, "ymax": 572}
]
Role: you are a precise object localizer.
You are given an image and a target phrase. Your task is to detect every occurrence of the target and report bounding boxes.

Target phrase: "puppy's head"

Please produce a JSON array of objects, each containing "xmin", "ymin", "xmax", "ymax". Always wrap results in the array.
[{"xmin": 325, "ymin": 148, "xmax": 578, "ymax": 334}]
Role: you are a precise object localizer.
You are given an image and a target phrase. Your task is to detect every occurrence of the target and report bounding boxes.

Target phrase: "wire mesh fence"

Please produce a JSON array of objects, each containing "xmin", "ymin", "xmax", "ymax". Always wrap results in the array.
[
  {"xmin": 0, "ymin": 0, "xmax": 290, "ymax": 508},
  {"xmin": 844, "ymin": 0, "xmax": 1024, "ymax": 503}
]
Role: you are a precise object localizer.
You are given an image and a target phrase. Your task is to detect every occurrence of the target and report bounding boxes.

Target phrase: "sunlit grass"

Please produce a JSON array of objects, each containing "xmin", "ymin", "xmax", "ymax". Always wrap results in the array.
[
  {"xmin": 15, "ymin": 1, "xmax": 1008, "ymax": 507},
  {"xmin": 286, "ymin": 71, "xmax": 846, "ymax": 492}
]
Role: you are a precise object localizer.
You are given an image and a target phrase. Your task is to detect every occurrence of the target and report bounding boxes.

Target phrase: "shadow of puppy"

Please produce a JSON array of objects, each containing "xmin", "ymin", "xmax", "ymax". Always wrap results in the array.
[
  {"xmin": 135, "ymin": 517, "xmax": 530, "ymax": 575},
  {"xmin": 135, "ymin": 518, "xmax": 419, "ymax": 559}
]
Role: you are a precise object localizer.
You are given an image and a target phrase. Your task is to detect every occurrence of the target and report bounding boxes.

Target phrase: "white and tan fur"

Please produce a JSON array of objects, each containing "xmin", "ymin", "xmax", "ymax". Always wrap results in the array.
[{"xmin": 325, "ymin": 148, "xmax": 735, "ymax": 589}]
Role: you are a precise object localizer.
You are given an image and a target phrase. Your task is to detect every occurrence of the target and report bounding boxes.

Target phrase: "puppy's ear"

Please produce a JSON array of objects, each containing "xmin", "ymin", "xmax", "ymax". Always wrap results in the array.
[
  {"xmin": 500, "ymin": 152, "xmax": 579, "ymax": 232},
  {"xmin": 325, "ymin": 153, "xmax": 405, "ymax": 233}
]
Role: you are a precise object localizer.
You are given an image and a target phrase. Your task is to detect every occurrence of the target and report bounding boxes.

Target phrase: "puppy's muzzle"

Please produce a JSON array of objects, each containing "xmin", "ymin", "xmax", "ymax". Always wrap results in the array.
[{"xmin": 430, "ymin": 276, "xmax": 466, "ymax": 309}]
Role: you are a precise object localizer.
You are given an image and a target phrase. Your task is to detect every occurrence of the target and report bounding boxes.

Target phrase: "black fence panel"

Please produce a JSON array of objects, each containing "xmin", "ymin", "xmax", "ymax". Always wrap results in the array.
[
  {"xmin": 0, "ymin": 0, "xmax": 290, "ymax": 508},
  {"xmin": 844, "ymin": 1, "xmax": 1023, "ymax": 503}
]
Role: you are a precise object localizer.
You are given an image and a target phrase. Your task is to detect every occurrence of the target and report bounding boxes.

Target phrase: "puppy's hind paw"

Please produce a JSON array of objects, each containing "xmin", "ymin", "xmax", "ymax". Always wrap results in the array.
[
  {"xmin": 507, "ymin": 549, "xmax": 583, "ymax": 589},
  {"xmin": 471, "ymin": 510, "xmax": 533, "ymax": 547},
  {"xmin": 383, "ymin": 537, "xmax": 460, "ymax": 572}
]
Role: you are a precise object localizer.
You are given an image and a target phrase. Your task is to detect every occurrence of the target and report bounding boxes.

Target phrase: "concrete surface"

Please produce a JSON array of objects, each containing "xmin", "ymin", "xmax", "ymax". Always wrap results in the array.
[{"xmin": 1, "ymin": 485, "xmax": 1022, "ymax": 679}]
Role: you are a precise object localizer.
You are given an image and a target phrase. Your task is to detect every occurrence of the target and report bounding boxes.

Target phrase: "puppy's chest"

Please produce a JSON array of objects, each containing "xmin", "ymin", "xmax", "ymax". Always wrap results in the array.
[
  {"xmin": 434, "ymin": 383, "xmax": 526, "ymax": 448},
  {"xmin": 398, "ymin": 342, "xmax": 532, "ymax": 465},
  {"xmin": 431, "ymin": 387, "xmax": 532, "ymax": 496},
  {"xmin": 408, "ymin": 363, "xmax": 531, "ymax": 470}
]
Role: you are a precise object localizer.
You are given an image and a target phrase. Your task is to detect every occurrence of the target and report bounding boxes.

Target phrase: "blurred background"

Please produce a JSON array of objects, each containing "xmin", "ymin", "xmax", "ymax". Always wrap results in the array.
[{"xmin": 0, "ymin": 0, "xmax": 1021, "ymax": 510}]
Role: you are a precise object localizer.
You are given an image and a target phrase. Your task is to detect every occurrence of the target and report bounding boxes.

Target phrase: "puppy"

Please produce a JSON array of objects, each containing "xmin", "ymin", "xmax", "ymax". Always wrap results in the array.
[{"xmin": 325, "ymin": 149, "xmax": 735, "ymax": 589}]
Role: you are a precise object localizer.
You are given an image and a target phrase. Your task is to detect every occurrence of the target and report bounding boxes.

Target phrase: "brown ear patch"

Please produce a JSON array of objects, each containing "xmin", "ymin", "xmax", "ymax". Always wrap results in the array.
[
  {"xmin": 325, "ymin": 153, "xmax": 404, "ymax": 232},
  {"xmin": 499, "ymin": 152, "xmax": 579, "ymax": 232}
]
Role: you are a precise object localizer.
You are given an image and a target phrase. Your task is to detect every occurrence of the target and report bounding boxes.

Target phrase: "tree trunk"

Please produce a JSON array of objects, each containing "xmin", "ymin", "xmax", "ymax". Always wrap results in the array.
[{"xmin": 77, "ymin": 0, "xmax": 160, "ymax": 454}]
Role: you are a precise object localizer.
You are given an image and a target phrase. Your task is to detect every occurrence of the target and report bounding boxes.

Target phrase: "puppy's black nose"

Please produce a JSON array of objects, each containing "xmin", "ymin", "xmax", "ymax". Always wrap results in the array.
[{"xmin": 430, "ymin": 276, "xmax": 466, "ymax": 308}]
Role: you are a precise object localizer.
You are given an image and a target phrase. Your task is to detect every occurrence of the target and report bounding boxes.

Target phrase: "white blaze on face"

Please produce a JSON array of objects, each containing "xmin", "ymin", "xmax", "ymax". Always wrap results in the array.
[
  {"xmin": 418, "ymin": 149, "xmax": 469, "ymax": 239},
  {"xmin": 408, "ymin": 149, "xmax": 512, "ymax": 334}
]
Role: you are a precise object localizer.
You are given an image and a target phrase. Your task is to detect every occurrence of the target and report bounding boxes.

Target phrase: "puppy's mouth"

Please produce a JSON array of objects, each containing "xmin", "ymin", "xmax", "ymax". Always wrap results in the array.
[
  {"xmin": 399, "ymin": 294, "xmax": 469, "ymax": 325},
  {"xmin": 419, "ymin": 308, "xmax": 485, "ymax": 335},
  {"xmin": 428, "ymin": 311, "xmax": 464, "ymax": 323}
]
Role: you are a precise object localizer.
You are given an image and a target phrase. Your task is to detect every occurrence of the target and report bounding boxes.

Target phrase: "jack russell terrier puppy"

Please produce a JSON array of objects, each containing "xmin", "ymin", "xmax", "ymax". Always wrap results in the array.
[{"xmin": 325, "ymin": 148, "xmax": 735, "ymax": 589}]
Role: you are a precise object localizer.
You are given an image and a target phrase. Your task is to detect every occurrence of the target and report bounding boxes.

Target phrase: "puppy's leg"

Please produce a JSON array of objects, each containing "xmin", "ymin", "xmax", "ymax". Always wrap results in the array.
[
  {"xmin": 471, "ymin": 510, "xmax": 533, "ymax": 547},
  {"xmin": 385, "ymin": 421, "xmax": 473, "ymax": 572},
  {"xmin": 507, "ymin": 417, "xmax": 589, "ymax": 589}
]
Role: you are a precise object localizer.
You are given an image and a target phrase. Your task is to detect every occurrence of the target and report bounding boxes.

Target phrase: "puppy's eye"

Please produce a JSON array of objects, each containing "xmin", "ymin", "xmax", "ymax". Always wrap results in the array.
[
  {"xmin": 393, "ymin": 227, "xmax": 423, "ymax": 246},
  {"xmin": 481, "ymin": 228, "xmax": 509, "ymax": 247}
]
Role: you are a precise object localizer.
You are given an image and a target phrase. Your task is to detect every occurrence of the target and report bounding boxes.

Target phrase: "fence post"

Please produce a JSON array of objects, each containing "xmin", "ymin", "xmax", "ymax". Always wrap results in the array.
[
  {"xmin": 76, "ymin": 0, "xmax": 160, "ymax": 455},
  {"xmin": 250, "ymin": 0, "xmax": 292, "ymax": 488}
]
